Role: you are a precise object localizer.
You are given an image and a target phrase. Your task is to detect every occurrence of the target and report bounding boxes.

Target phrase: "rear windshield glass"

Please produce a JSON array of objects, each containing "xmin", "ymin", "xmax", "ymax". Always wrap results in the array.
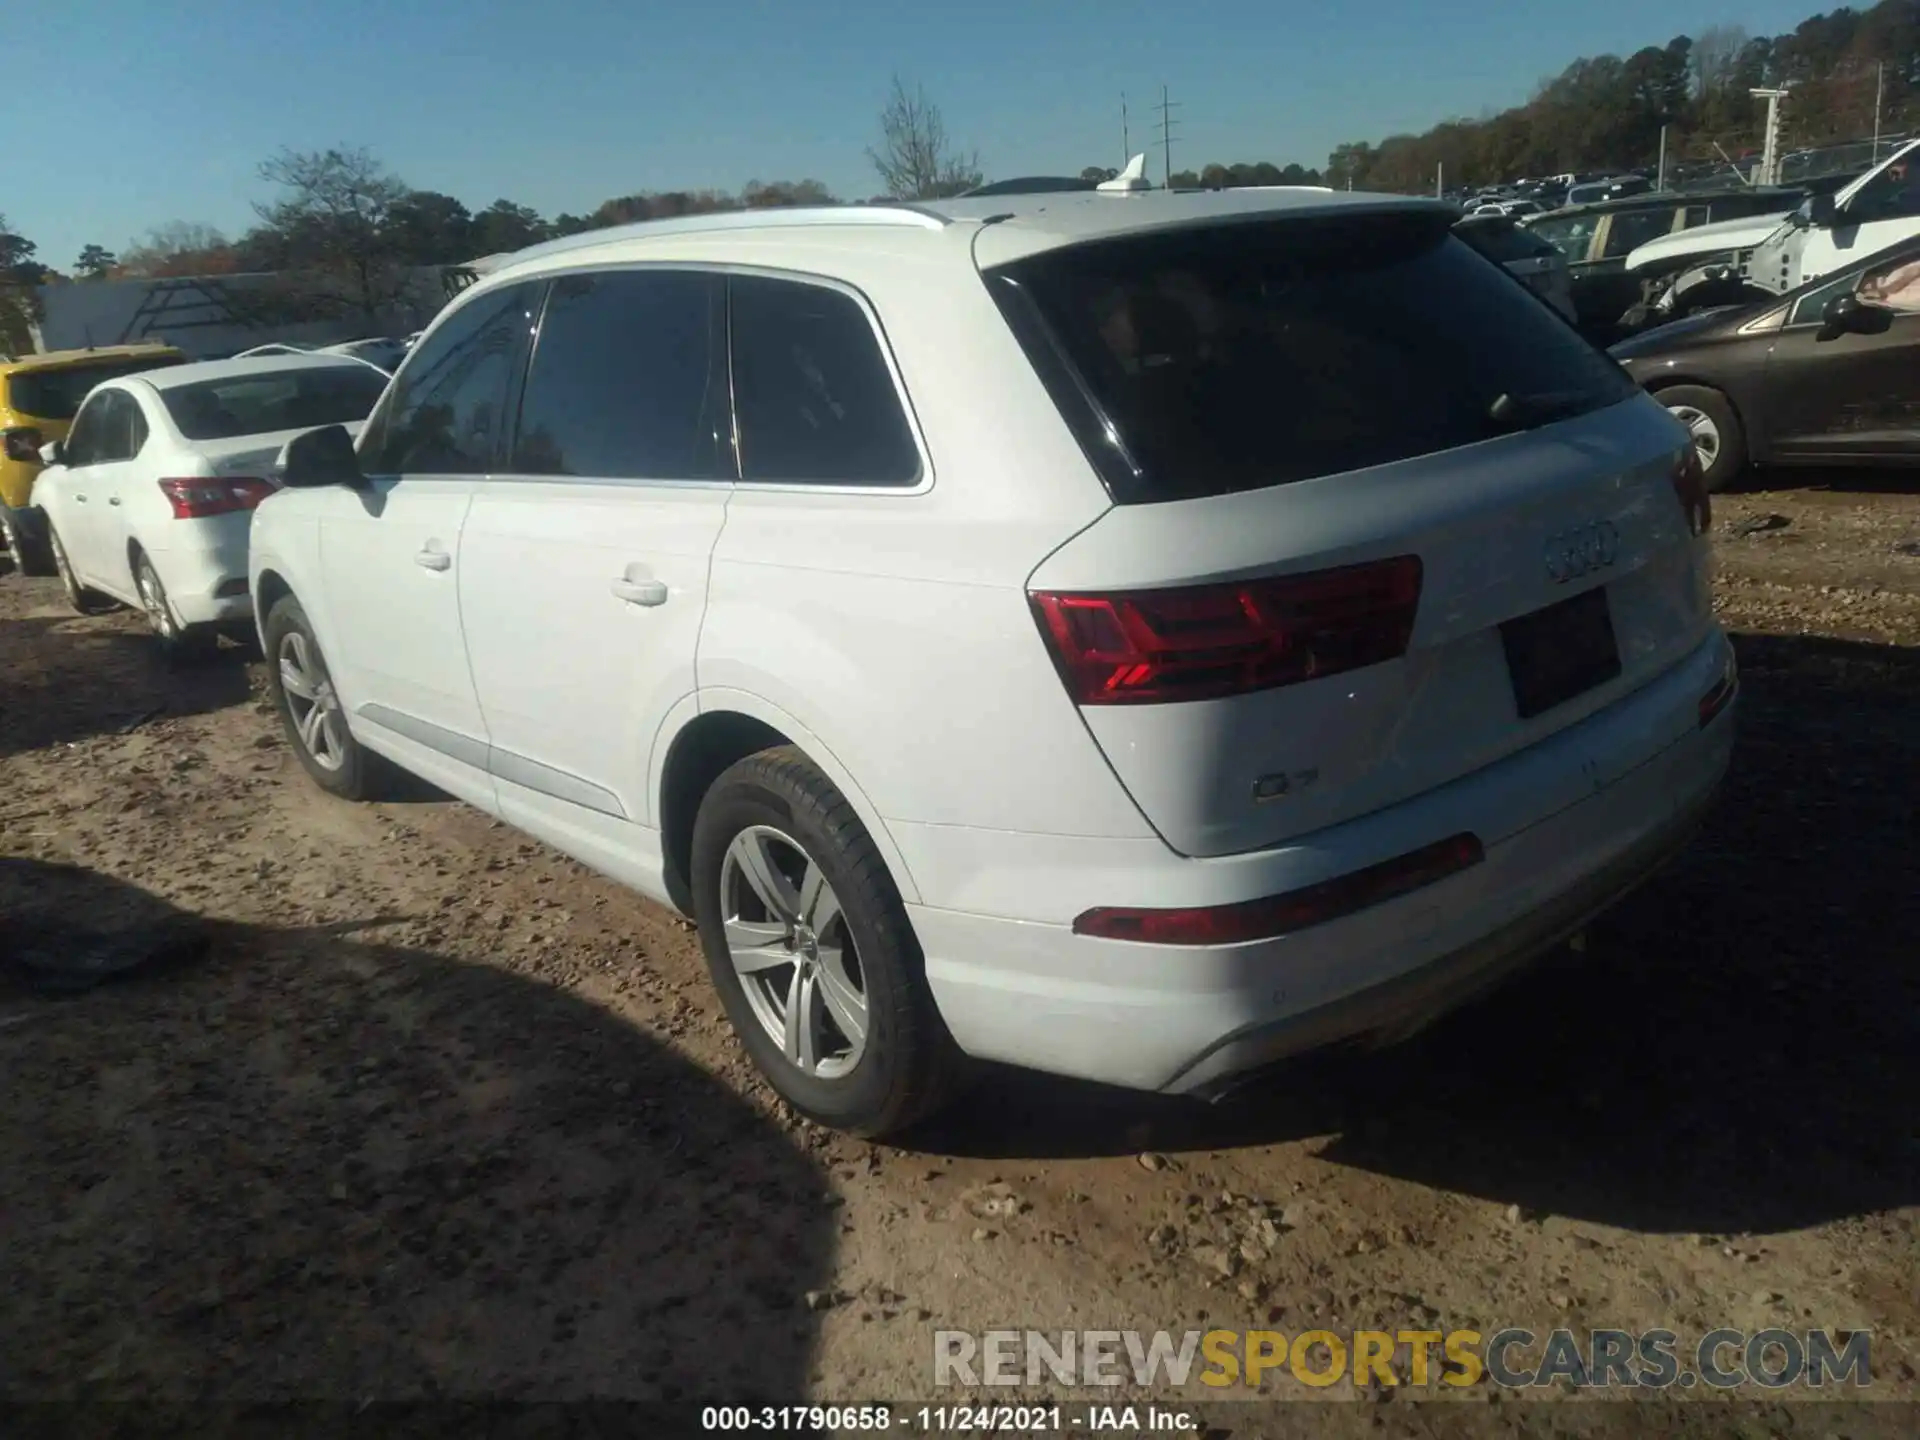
[
  {"xmin": 1454, "ymin": 220, "xmax": 1559, "ymax": 263},
  {"xmin": 7, "ymin": 356, "xmax": 184, "ymax": 421},
  {"xmin": 989, "ymin": 211, "xmax": 1637, "ymax": 503},
  {"xmin": 161, "ymin": 365, "xmax": 389, "ymax": 440}
]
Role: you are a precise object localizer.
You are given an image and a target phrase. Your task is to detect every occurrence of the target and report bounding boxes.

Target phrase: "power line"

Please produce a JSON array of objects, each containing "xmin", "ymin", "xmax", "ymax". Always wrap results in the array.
[{"xmin": 1154, "ymin": 85, "xmax": 1181, "ymax": 187}]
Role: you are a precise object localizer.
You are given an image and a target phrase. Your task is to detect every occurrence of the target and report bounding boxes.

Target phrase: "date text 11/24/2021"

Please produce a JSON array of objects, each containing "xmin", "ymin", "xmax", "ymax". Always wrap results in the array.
[{"xmin": 700, "ymin": 1405, "xmax": 1198, "ymax": 1432}]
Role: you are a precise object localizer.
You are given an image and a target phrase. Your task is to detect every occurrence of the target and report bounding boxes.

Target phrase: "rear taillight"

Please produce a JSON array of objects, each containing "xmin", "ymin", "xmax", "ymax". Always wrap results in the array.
[
  {"xmin": 1074, "ymin": 833, "xmax": 1485, "ymax": 946},
  {"xmin": 3, "ymin": 426, "xmax": 43, "ymax": 463},
  {"xmin": 1673, "ymin": 447, "xmax": 1711, "ymax": 537},
  {"xmin": 158, "ymin": 476, "xmax": 276, "ymax": 519},
  {"xmin": 1030, "ymin": 556, "xmax": 1423, "ymax": 706}
]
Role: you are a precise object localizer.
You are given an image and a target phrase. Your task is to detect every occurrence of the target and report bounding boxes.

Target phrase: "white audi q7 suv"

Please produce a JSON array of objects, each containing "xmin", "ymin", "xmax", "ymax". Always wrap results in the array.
[{"xmin": 249, "ymin": 185, "xmax": 1736, "ymax": 1136}]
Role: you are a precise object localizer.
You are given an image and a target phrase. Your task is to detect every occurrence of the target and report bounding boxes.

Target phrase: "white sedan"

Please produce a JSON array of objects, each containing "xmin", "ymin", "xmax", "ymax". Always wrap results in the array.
[{"xmin": 31, "ymin": 354, "xmax": 389, "ymax": 655}]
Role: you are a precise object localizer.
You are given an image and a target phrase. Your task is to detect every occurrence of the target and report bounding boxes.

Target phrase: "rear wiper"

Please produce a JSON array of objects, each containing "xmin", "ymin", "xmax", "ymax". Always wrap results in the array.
[{"xmin": 1489, "ymin": 391, "xmax": 1588, "ymax": 429}]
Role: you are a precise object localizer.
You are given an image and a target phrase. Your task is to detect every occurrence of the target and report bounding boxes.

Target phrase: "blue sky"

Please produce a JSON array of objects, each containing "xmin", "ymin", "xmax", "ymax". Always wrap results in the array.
[{"xmin": 5, "ymin": 0, "xmax": 1821, "ymax": 269}]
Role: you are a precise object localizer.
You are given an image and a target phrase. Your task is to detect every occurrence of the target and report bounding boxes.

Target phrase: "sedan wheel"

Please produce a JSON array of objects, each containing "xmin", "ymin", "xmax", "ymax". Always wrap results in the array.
[
  {"xmin": 1668, "ymin": 402, "xmax": 1722, "ymax": 472},
  {"xmin": 277, "ymin": 629, "xmax": 348, "ymax": 772},
  {"xmin": 721, "ymin": 824, "xmax": 869, "ymax": 1080},
  {"xmin": 47, "ymin": 525, "xmax": 116, "ymax": 615}
]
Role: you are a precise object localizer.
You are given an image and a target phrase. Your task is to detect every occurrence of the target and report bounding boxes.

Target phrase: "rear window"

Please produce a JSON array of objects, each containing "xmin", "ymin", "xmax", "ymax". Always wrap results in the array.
[
  {"xmin": 989, "ymin": 212, "xmax": 1638, "ymax": 504},
  {"xmin": 161, "ymin": 365, "xmax": 389, "ymax": 441},
  {"xmin": 6, "ymin": 356, "xmax": 184, "ymax": 421}
]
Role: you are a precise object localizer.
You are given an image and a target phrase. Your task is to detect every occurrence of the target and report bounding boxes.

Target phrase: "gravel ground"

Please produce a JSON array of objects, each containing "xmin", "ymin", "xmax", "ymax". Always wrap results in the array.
[{"xmin": 1, "ymin": 475, "xmax": 1916, "ymax": 1428}]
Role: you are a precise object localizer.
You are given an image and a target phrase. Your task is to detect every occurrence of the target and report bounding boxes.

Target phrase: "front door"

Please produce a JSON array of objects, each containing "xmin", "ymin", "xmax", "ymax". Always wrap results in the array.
[
  {"xmin": 458, "ymin": 268, "xmax": 732, "ymax": 880},
  {"xmin": 1765, "ymin": 249, "xmax": 1920, "ymax": 460},
  {"xmin": 316, "ymin": 280, "xmax": 540, "ymax": 797}
]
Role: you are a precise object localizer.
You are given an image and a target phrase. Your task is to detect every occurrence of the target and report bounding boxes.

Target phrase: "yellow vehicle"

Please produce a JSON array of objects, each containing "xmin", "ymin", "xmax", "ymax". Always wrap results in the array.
[{"xmin": 1, "ymin": 344, "xmax": 187, "ymax": 574}]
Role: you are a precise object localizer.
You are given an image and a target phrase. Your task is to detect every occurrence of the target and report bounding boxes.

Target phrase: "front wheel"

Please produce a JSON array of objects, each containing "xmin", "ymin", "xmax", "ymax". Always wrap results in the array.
[
  {"xmin": 262, "ymin": 593, "xmax": 387, "ymax": 800},
  {"xmin": 1658, "ymin": 384, "xmax": 1748, "ymax": 494},
  {"xmin": 690, "ymin": 747, "xmax": 964, "ymax": 1137}
]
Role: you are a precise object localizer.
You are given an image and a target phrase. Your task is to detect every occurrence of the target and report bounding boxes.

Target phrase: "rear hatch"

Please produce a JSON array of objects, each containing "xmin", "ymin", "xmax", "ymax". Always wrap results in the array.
[{"xmin": 986, "ymin": 207, "xmax": 1715, "ymax": 858}]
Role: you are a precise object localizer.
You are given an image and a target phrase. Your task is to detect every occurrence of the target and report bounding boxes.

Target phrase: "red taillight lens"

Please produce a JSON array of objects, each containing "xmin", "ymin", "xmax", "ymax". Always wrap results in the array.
[
  {"xmin": 3, "ymin": 426, "xmax": 44, "ymax": 463},
  {"xmin": 1073, "ymin": 833, "xmax": 1485, "ymax": 946},
  {"xmin": 1672, "ymin": 447, "xmax": 1711, "ymax": 538},
  {"xmin": 158, "ymin": 476, "xmax": 276, "ymax": 519},
  {"xmin": 1030, "ymin": 556, "xmax": 1423, "ymax": 705}
]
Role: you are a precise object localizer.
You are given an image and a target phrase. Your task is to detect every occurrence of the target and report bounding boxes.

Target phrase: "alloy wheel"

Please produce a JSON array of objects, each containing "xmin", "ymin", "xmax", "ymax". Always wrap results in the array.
[
  {"xmin": 720, "ymin": 825, "xmax": 869, "ymax": 1079},
  {"xmin": 278, "ymin": 629, "xmax": 347, "ymax": 772},
  {"xmin": 136, "ymin": 561, "xmax": 180, "ymax": 640}
]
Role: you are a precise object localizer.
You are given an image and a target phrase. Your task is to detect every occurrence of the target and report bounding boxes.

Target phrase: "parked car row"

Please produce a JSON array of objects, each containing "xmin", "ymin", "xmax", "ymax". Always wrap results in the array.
[{"xmin": 6, "ymin": 179, "xmax": 1738, "ymax": 1138}]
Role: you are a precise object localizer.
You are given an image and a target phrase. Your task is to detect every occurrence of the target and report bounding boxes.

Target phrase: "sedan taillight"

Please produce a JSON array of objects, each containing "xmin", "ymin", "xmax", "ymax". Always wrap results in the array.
[{"xmin": 157, "ymin": 476, "xmax": 277, "ymax": 519}]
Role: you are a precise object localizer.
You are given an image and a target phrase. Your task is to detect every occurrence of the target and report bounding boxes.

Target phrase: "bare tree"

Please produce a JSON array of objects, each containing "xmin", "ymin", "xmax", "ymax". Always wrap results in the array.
[
  {"xmin": 868, "ymin": 78, "xmax": 984, "ymax": 199},
  {"xmin": 118, "ymin": 221, "xmax": 233, "ymax": 278},
  {"xmin": 1692, "ymin": 24, "xmax": 1751, "ymax": 98},
  {"xmin": 253, "ymin": 146, "xmax": 412, "ymax": 324}
]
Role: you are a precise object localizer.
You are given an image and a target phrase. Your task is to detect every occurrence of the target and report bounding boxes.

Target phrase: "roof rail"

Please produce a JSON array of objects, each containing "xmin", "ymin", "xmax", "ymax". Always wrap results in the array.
[{"xmin": 495, "ymin": 205, "xmax": 952, "ymax": 270}]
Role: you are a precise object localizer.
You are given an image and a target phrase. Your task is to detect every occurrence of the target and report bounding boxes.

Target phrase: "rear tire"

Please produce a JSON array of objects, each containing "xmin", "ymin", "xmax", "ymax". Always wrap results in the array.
[
  {"xmin": 46, "ymin": 521, "xmax": 118, "ymax": 615},
  {"xmin": 0, "ymin": 508, "xmax": 54, "ymax": 577},
  {"xmin": 690, "ymin": 746, "xmax": 964, "ymax": 1137},
  {"xmin": 262, "ymin": 593, "xmax": 387, "ymax": 800},
  {"xmin": 1657, "ymin": 384, "xmax": 1747, "ymax": 494},
  {"xmin": 133, "ymin": 551, "xmax": 218, "ymax": 662}
]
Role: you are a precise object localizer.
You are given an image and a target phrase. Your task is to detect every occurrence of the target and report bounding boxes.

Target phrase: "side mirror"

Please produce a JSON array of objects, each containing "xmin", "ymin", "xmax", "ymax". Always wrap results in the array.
[
  {"xmin": 1820, "ymin": 292, "xmax": 1891, "ymax": 338},
  {"xmin": 278, "ymin": 424, "xmax": 367, "ymax": 489},
  {"xmin": 1806, "ymin": 192, "xmax": 1837, "ymax": 228},
  {"xmin": 37, "ymin": 439, "xmax": 64, "ymax": 467}
]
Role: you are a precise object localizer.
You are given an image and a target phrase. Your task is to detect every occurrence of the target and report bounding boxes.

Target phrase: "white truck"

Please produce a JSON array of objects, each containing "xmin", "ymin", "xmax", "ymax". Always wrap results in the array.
[{"xmin": 1625, "ymin": 138, "xmax": 1920, "ymax": 322}]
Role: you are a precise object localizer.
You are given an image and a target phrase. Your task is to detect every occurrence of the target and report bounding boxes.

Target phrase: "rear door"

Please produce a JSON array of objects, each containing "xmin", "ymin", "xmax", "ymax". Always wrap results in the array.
[
  {"xmin": 458, "ymin": 268, "xmax": 732, "ymax": 843},
  {"xmin": 991, "ymin": 210, "xmax": 1713, "ymax": 858}
]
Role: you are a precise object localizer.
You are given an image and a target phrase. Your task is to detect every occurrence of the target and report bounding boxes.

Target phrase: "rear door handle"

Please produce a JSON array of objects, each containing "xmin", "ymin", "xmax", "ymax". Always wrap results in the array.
[
  {"xmin": 73, "ymin": 494, "xmax": 88, "ymax": 503},
  {"xmin": 415, "ymin": 548, "xmax": 451, "ymax": 572},
  {"xmin": 108, "ymin": 497, "xmax": 121, "ymax": 506},
  {"xmin": 611, "ymin": 577, "xmax": 668, "ymax": 606}
]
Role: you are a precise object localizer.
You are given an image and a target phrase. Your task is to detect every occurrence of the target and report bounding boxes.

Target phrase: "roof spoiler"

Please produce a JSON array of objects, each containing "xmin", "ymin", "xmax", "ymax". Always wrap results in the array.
[{"xmin": 1098, "ymin": 154, "xmax": 1151, "ymax": 194}]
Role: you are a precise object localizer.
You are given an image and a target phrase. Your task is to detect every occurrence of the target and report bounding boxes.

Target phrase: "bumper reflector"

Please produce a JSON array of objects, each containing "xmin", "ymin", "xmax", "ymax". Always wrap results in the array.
[{"xmin": 1073, "ymin": 833, "xmax": 1486, "ymax": 947}]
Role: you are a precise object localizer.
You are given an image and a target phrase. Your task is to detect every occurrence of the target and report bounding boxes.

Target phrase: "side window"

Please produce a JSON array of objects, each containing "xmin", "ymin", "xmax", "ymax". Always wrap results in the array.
[
  {"xmin": 1856, "ymin": 253, "xmax": 1920, "ymax": 313},
  {"xmin": 1530, "ymin": 217, "xmax": 1598, "ymax": 262},
  {"xmin": 729, "ymin": 275, "xmax": 921, "ymax": 486},
  {"xmin": 360, "ymin": 282, "xmax": 536, "ymax": 475},
  {"xmin": 125, "ymin": 393, "xmax": 149, "ymax": 456},
  {"xmin": 1601, "ymin": 209, "xmax": 1677, "ymax": 259},
  {"xmin": 82, "ymin": 390, "xmax": 139, "ymax": 463},
  {"xmin": 1789, "ymin": 269, "xmax": 1867, "ymax": 326},
  {"xmin": 63, "ymin": 394, "xmax": 106, "ymax": 465},
  {"xmin": 510, "ymin": 269, "xmax": 730, "ymax": 480}
]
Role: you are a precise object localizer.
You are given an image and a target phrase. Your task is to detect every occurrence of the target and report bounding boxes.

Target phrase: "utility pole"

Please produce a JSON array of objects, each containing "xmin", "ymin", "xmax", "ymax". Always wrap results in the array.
[
  {"xmin": 1751, "ymin": 87, "xmax": 1790, "ymax": 187},
  {"xmin": 1436, "ymin": 160, "xmax": 1444, "ymax": 198},
  {"xmin": 1657, "ymin": 124, "xmax": 1668, "ymax": 192},
  {"xmin": 1155, "ymin": 85, "xmax": 1180, "ymax": 187},
  {"xmin": 1874, "ymin": 63, "xmax": 1885, "ymax": 162},
  {"xmin": 1121, "ymin": 93, "xmax": 1130, "ymax": 168}
]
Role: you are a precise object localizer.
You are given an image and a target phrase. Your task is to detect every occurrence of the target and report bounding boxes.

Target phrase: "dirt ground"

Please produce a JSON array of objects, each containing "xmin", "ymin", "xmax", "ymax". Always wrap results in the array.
[{"xmin": 2, "ymin": 474, "xmax": 1916, "ymax": 1430}]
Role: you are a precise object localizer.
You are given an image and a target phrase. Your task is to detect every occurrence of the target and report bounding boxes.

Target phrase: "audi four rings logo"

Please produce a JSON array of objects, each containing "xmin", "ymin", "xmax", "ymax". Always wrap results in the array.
[{"xmin": 1545, "ymin": 520, "xmax": 1621, "ymax": 584}]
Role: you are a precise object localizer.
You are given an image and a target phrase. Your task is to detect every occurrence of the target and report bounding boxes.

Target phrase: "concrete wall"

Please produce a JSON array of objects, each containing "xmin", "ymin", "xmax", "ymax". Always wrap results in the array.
[{"xmin": 31, "ymin": 269, "xmax": 456, "ymax": 358}]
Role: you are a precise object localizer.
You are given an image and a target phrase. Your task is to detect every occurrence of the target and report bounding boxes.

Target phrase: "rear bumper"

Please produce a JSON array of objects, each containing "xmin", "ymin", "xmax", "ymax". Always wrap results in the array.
[
  {"xmin": 145, "ymin": 519, "xmax": 253, "ymax": 626},
  {"xmin": 903, "ymin": 628, "xmax": 1736, "ymax": 1093}
]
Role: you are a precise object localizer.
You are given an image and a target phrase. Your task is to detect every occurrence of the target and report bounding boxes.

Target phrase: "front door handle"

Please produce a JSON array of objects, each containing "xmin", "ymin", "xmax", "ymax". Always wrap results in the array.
[
  {"xmin": 415, "ymin": 548, "xmax": 451, "ymax": 572},
  {"xmin": 611, "ymin": 577, "xmax": 668, "ymax": 606},
  {"xmin": 73, "ymin": 494, "xmax": 88, "ymax": 503},
  {"xmin": 108, "ymin": 496, "xmax": 121, "ymax": 506}
]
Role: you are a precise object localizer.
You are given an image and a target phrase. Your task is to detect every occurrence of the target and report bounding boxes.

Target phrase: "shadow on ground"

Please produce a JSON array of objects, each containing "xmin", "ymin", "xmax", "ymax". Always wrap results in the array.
[
  {"xmin": 913, "ymin": 631, "xmax": 1920, "ymax": 1237},
  {"xmin": 0, "ymin": 613, "xmax": 253, "ymax": 760},
  {"xmin": 0, "ymin": 859, "xmax": 835, "ymax": 1402}
]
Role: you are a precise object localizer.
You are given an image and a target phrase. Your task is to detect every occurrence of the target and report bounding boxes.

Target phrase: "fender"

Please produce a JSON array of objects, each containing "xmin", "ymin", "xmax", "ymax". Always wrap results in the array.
[{"xmin": 649, "ymin": 685, "xmax": 925, "ymax": 905}]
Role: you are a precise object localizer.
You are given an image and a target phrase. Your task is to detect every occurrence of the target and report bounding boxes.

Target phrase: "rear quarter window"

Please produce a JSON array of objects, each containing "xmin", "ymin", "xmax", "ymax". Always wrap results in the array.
[{"xmin": 988, "ymin": 211, "xmax": 1638, "ymax": 505}]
